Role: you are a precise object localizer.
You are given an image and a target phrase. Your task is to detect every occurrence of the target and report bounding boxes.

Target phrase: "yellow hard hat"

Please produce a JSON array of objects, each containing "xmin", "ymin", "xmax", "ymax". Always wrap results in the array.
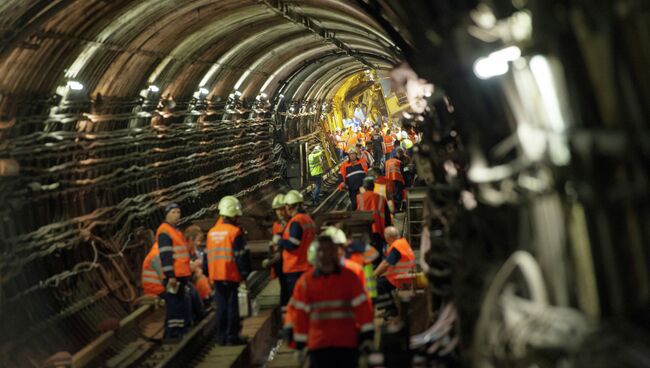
[
  {"xmin": 272, "ymin": 193, "xmax": 285, "ymax": 209},
  {"xmin": 320, "ymin": 226, "xmax": 347, "ymax": 245},
  {"xmin": 284, "ymin": 190, "xmax": 304, "ymax": 205},
  {"xmin": 218, "ymin": 195, "xmax": 243, "ymax": 217}
]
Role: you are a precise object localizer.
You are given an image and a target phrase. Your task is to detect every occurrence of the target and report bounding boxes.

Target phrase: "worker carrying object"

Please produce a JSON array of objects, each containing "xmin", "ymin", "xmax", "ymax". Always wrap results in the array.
[
  {"xmin": 356, "ymin": 176, "xmax": 392, "ymax": 258},
  {"xmin": 278, "ymin": 190, "xmax": 316, "ymax": 302},
  {"xmin": 337, "ymin": 148, "xmax": 368, "ymax": 210},
  {"xmin": 156, "ymin": 203, "xmax": 192, "ymax": 339},
  {"xmin": 288, "ymin": 234, "xmax": 375, "ymax": 368},
  {"xmin": 308, "ymin": 145, "xmax": 324, "ymax": 206},
  {"xmin": 207, "ymin": 195, "xmax": 251, "ymax": 346},
  {"xmin": 373, "ymin": 226, "xmax": 416, "ymax": 317},
  {"xmin": 264, "ymin": 193, "xmax": 290, "ymax": 307}
]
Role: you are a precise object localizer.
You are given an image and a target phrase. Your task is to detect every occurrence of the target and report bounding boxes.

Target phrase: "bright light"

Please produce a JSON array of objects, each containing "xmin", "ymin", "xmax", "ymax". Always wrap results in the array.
[
  {"xmin": 529, "ymin": 56, "xmax": 565, "ymax": 132},
  {"xmin": 199, "ymin": 87, "xmax": 209, "ymax": 95},
  {"xmin": 473, "ymin": 46, "xmax": 522, "ymax": 80},
  {"xmin": 234, "ymin": 90, "xmax": 242, "ymax": 96},
  {"xmin": 67, "ymin": 81, "xmax": 84, "ymax": 90},
  {"xmin": 260, "ymin": 92, "xmax": 267, "ymax": 99},
  {"xmin": 148, "ymin": 85, "xmax": 160, "ymax": 92},
  {"xmin": 279, "ymin": 94, "xmax": 285, "ymax": 99}
]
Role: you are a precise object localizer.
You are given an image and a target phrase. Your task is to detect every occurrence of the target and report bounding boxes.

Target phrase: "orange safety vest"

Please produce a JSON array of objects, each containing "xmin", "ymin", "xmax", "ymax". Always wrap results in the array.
[
  {"xmin": 207, "ymin": 221, "xmax": 244, "ymax": 282},
  {"xmin": 383, "ymin": 135, "xmax": 394, "ymax": 153},
  {"xmin": 194, "ymin": 274, "xmax": 212, "ymax": 299},
  {"xmin": 385, "ymin": 158, "xmax": 405, "ymax": 184},
  {"xmin": 384, "ymin": 238, "xmax": 416, "ymax": 287},
  {"xmin": 156, "ymin": 223, "xmax": 192, "ymax": 278},
  {"xmin": 142, "ymin": 243, "xmax": 165, "ymax": 296},
  {"xmin": 291, "ymin": 267, "xmax": 374, "ymax": 350},
  {"xmin": 342, "ymin": 258, "xmax": 366, "ymax": 290},
  {"xmin": 346, "ymin": 136, "xmax": 358, "ymax": 151},
  {"xmin": 282, "ymin": 213, "xmax": 316, "ymax": 273},
  {"xmin": 356, "ymin": 191, "xmax": 387, "ymax": 235},
  {"xmin": 373, "ymin": 176, "xmax": 393, "ymax": 200}
]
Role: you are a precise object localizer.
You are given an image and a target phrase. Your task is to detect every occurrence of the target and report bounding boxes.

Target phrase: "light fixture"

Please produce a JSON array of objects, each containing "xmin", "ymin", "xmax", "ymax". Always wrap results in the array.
[
  {"xmin": 199, "ymin": 87, "xmax": 209, "ymax": 95},
  {"xmin": 234, "ymin": 90, "xmax": 242, "ymax": 96},
  {"xmin": 67, "ymin": 81, "xmax": 84, "ymax": 90},
  {"xmin": 148, "ymin": 85, "xmax": 160, "ymax": 92},
  {"xmin": 473, "ymin": 46, "xmax": 522, "ymax": 80}
]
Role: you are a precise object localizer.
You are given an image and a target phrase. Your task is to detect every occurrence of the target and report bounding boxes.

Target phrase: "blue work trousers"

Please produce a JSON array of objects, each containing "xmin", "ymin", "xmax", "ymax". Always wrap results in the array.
[
  {"xmin": 285, "ymin": 271, "xmax": 304, "ymax": 302},
  {"xmin": 214, "ymin": 281, "xmax": 241, "ymax": 344},
  {"xmin": 162, "ymin": 278, "xmax": 191, "ymax": 338},
  {"xmin": 311, "ymin": 175, "xmax": 323, "ymax": 204}
]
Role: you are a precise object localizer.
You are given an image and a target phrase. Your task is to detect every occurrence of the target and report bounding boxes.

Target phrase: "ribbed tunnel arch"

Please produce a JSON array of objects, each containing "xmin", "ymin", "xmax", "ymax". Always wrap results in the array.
[{"xmin": 0, "ymin": 1, "xmax": 401, "ymax": 364}]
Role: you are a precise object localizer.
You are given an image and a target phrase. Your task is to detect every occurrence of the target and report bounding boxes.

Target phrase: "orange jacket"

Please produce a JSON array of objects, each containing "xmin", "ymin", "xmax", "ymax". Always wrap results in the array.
[
  {"xmin": 342, "ymin": 258, "xmax": 366, "ymax": 291},
  {"xmin": 385, "ymin": 238, "xmax": 416, "ymax": 287},
  {"xmin": 142, "ymin": 244, "xmax": 165, "ymax": 296},
  {"xmin": 356, "ymin": 191, "xmax": 387, "ymax": 235},
  {"xmin": 157, "ymin": 223, "xmax": 191, "ymax": 278},
  {"xmin": 383, "ymin": 135, "xmax": 394, "ymax": 153},
  {"xmin": 291, "ymin": 267, "xmax": 374, "ymax": 350},
  {"xmin": 281, "ymin": 213, "xmax": 316, "ymax": 273},
  {"xmin": 373, "ymin": 176, "xmax": 393, "ymax": 201},
  {"xmin": 337, "ymin": 159, "xmax": 368, "ymax": 190},
  {"xmin": 207, "ymin": 221, "xmax": 246, "ymax": 282},
  {"xmin": 385, "ymin": 158, "xmax": 405, "ymax": 184}
]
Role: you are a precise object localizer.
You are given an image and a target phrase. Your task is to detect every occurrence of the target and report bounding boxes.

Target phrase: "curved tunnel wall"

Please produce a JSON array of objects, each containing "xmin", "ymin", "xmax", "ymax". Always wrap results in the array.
[{"xmin": 0, "ymin": 0, "xmax": 399, "ymax": 363}]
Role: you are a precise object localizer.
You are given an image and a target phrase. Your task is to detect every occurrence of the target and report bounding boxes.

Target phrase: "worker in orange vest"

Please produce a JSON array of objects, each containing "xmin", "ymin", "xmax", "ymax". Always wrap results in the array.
[
  {"xmin": 382, "ymin": 128, "xmax": 395, "ymax": 161},
  {"xmin": 368, "ymin": 167, "xmax": 394, "ymax": 214},
  {"xmin": 356, "ymin": 177, "xmax": 391, "ymax": 259},
  {"xmin": 385, "ymin": 150, "xmax": 406, "ymax": 211},
  {"xmin": 263, "ymin": 193, "xmax": 290, "ymax": 308},
  {"xmin": 289, "ymin": 234, "xmax": 375, "ymax": 367},
  {"xmin": 356, "ymin": 142, "xmax": 374, "ymax": 168},
  {"xmin": 207, "ymin": 196, "xmax": 251, "ymax": 345},
  {"xmin": 373, "ymin": 227, "xmax": 416, "ymax": 317},
  {"xmin": 141, "ymin": 243, "xmax": 165, "ymax": 297},
  {"xmin": 278, "ymin": 190, "xmax": 316, "ymax": 302},
  {"xmin": 338, "ymin": 148, "xmax": 368, "ymax": 210},
  {"xmin": 157, "ymin": 203, "xmax": 192, "ymax": 338}
]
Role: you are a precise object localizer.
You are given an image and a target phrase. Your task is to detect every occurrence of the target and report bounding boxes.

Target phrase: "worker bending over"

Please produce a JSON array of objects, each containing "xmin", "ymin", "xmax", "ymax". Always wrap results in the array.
[
  {"xmin": 207, "ymin": 196, "xmax": 251, "ymax": 345},
  {"xmin": 278, "ymin": 190, "xmax": 316, "ymax": 300},
  {"xmin": 374, "ymin": 227, "xmax": 416, "ymax": 318},
  {"xmin": 289, "ymin": 234, "xmax": 375, "ymax": 368}
]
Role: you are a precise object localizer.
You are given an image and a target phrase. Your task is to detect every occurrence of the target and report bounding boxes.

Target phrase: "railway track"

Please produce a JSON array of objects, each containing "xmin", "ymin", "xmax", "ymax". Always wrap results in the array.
[{"xmin": 120, "ymin": 173, "xmax": 348, "ymax": 368}]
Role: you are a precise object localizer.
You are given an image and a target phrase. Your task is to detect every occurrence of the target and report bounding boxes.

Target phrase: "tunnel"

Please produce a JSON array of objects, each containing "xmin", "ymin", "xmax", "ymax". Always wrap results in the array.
[{"xmin": 1, "ymin": 1, "xmax": 649, "ymax": 367}]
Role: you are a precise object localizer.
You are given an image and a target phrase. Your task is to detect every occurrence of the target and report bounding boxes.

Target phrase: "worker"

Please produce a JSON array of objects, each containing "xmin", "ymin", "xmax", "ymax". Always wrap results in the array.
[
  {"xmin": 157, "ymin": 203, "xmax": 192, "ymax": 339},
  {"xmin": 396, "ymin": 145, "xmax": 413, "ymax": 188},
  {"xmin": 385, "ymin": 150, "xmax": 406, "ymax": 211},
  {"xmin": 400, "ymin": 131, "xmax": 414, "ymax": 157},
  {"xmin": 334, "ymin": 129, "xmax": 345, "ymax": 161},
  {"xmin": 321, "ymin": 226, "xmax": 367, "ymax": 291},
  {"xmin": 382, "ymin": 128, "xmax": 395, "ymax": 160},
  {"xmin": 338, "ymin": 148, "xmax": 368, "ymax": 210},
  {"xmin": 346, "ymin": 238, "xmax": 379, "ymax": 301},
  {"xmin": 308, "ymin": 144, "xmax": 324, "ymax": 206},
  {"xmin": 368, "ymin": 167, "xmax": 394, "ymax": 214},
  {"xmin": 373, "ymin": 227, "xmax": 416, "ymax": 318},
  {"xmin": 265, "ymin": 193, "xmax": 289, "ymax": 308},
  {"xmin": 206, "ymin": 196, "xmax": 251, "ymax": 345},
  {"xmin": 369, "ymin": 127, "xmax": 385, "ymax": 167},
  {"xmin": 141, "ymin": 242, "xmax": 164, "ymax": 297},
  {"xmin": 356, "ymin": 142, "xmax": 374, "ymax": 167},
  {"xmin": 289, "ymin": 234, "xmax": 375, "ymax": 368},
  {"xmin": 278, "ymin": 190, "xmax": 316, "ymax": 301},
  {"xmin": 346, "ymin": 127, "xmax": 358, "ymax": 152},
  {"xmin": 184, "ymin": 225, "xmax": 207, "ymax": 323},
  {"xmin": 356, "ymin": 177, "xmax": 391, "ymax": 256}
]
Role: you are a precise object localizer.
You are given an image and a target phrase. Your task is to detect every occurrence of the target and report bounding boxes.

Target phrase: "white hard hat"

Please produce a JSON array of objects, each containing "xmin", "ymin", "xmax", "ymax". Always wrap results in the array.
[
  {"xmin": 313, "ymin": 145, "xmax": 322, "ymax": 151},
  {"xmin": 401, "ymin": 131, "xmax": 408, "ymax": 139},
  {"xmin": 272, "ymin": 194, "xmax": 285, "ymax": 209},
  {"xmin": 218, "ymin": 196, "xmax": 243, "ymax": 217},
  {"xmin": 284, "ymin": 190, "xmax": 304, "ymax": 205},
  {"xmin": 320, "ymin": 226, "xmax": 347, "ymax": 245}
]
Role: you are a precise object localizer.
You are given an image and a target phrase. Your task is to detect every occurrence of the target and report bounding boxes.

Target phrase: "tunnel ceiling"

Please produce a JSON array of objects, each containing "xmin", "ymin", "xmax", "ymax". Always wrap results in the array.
[{"xmin": 0, "ymin": 0, "xmax": 401, "ymax": 102}]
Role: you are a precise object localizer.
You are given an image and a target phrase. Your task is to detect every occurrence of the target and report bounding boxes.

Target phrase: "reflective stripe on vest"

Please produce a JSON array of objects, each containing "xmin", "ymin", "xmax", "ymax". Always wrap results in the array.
[
  {"xmin": 156, "ymin": 223, "xmax": 191, "ymax": 278},
  {"xmin": 363, "ymin": 264, "xmax": 377, "ymax": 298},
  {"xmin": 142, "ymin": 244, "xmax": 165, "ymax": 295},
  {"xmin": 383, "ymin": 136, "xmax": 394, "ymax": 152},
  {"xmin": 385, "ymin": 159, "xmax": 404, "ymax": 183}
]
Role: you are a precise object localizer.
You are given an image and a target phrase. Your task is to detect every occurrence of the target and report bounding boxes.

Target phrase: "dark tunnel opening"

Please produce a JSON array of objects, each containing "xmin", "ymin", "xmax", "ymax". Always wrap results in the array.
[{"xmin": 1, "ymin": 1, "xmax": 650, "ymax": 367}]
